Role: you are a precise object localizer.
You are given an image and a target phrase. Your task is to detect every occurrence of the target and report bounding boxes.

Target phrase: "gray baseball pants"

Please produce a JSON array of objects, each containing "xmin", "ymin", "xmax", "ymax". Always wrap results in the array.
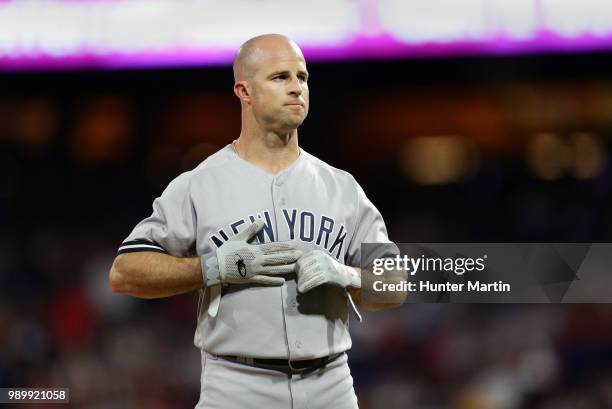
[{"xmin": 195, "ymin": 351, "xmax": 359, "ymax": 409}]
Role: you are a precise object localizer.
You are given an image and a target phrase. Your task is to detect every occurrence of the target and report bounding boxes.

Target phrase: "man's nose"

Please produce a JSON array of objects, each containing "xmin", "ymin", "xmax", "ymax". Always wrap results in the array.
[{"xmin": 288, "ymin": 77, "xmax": 303, "ymax": 96}]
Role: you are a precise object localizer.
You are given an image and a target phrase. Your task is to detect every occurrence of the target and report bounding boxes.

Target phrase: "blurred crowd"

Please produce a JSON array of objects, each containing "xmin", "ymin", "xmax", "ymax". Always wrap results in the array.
[{"xmin": 2, "ymin": 55, "xmax": 612, "ymax": 408}]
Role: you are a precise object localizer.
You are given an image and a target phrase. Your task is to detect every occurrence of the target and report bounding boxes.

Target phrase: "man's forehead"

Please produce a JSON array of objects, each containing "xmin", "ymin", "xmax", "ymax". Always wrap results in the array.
[
  {"xmin": 253, "ymin": 43, "xmax": 305, "ymax": 65},
  {"xmin": 252, "ymin": 50, "xmax": 307, "ymax": 75},
  {"xmin": 258, "ymin": 54, "xmax": 306, "ymax": 69}
]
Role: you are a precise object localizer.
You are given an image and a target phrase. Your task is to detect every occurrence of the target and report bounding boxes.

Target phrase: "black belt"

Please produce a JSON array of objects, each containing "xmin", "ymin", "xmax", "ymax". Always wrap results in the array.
[{"xmin": 219, "ymin": 353, "xmax": 343, "ymax": 375}]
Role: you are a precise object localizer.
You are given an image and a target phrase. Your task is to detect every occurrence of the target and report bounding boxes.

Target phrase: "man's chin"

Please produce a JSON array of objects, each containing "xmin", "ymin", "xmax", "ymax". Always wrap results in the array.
[{"xmin": 279, "ymin": 118, "xmax": 306, "ymax": 132}]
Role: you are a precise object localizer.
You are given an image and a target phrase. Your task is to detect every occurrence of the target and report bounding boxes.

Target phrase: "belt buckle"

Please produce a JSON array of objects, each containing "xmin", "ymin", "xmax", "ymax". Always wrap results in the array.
[
  {"xmin": 288, "ymin": 359, "xmax": 309, "ymax": 374},
  {"xmin": 287, "ymin": 359, "xmax": 317, "ymax": 375},
  {"xmin": 235, "ymin": 356, "xmax": 254, "ymax": 366}
]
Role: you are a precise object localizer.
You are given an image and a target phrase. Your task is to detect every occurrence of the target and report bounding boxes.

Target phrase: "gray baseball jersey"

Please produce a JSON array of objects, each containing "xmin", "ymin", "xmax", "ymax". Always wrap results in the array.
[{"xmin": 118, "ymin": 144, "xmax": 391, "ymax": 360}]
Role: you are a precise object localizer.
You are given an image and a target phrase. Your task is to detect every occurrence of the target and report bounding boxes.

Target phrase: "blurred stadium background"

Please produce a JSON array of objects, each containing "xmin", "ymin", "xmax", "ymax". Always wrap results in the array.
[{"xmin": 2, "ymin": 0, "xmax": 612, "ymax": 408}]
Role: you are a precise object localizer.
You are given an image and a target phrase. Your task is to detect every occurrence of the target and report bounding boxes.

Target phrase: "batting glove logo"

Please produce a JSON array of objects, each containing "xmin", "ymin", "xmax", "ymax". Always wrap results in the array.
[{"xmin": 236, "ymin": 255, "xmax": 247, "ymax": 277}]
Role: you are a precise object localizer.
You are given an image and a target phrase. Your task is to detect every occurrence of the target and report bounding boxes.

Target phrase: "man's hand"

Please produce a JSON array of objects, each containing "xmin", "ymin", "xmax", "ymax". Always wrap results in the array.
[
  {"xmin": 203, "ymin": 219, "xmax": 302, "ymax": 286},
  {"xmin": 296, "ymin": 250, "xmax": 361, "ymax": 293}
]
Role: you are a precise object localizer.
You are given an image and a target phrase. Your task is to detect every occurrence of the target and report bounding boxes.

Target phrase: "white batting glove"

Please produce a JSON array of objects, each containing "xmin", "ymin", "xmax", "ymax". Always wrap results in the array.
[
  {"xmin": 202, "ymin": 219, "xmax": 302, "ymax": 286},
  {"xmin": 296, "ymin": 249, "xmax": 361, "ymax": 293}
]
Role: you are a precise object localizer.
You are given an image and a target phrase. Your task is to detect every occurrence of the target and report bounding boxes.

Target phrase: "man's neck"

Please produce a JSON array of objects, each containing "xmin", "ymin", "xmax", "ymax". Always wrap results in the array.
[{"xmin": 234, "ymin": 129, "xmax": 300, "ymax": 174}]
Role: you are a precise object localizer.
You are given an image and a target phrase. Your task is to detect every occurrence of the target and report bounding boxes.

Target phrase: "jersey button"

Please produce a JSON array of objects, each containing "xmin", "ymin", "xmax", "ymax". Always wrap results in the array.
[
  {"xmin": 295, "ymin": 341, "xmax": 302, "ymax": 349},
  {"xmin": 279, "ymin": 198, "xmax": 286, "ymax": 206}
]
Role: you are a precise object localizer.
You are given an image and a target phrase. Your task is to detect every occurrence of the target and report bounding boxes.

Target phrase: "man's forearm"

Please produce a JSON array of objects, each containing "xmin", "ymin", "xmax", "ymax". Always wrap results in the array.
[
  {"xmin": 109, "ymin": 252, "xmax": 203, "ymax": 299},
  {"xmin": 347, "ymin": 267, "xmax": 407, "ymax": 311}
]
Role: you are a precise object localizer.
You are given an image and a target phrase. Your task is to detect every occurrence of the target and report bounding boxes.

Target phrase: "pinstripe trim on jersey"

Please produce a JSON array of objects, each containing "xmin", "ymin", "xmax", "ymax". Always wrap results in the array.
[{"xmin": 117, "ymin": 239, "xmax": 167, "ymax": 255}]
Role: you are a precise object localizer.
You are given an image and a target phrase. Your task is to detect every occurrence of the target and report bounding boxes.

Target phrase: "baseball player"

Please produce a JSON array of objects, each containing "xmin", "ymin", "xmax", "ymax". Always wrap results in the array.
[{"xmin": 110, "ymin": 34, "xmax": 403, "ymax": 409}]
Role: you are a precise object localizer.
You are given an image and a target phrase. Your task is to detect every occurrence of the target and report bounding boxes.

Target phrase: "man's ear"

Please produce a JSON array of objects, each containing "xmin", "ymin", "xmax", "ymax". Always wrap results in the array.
[{"xmin": 234, "ymin": 81, "xmax": 251, "ymax": 102}]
